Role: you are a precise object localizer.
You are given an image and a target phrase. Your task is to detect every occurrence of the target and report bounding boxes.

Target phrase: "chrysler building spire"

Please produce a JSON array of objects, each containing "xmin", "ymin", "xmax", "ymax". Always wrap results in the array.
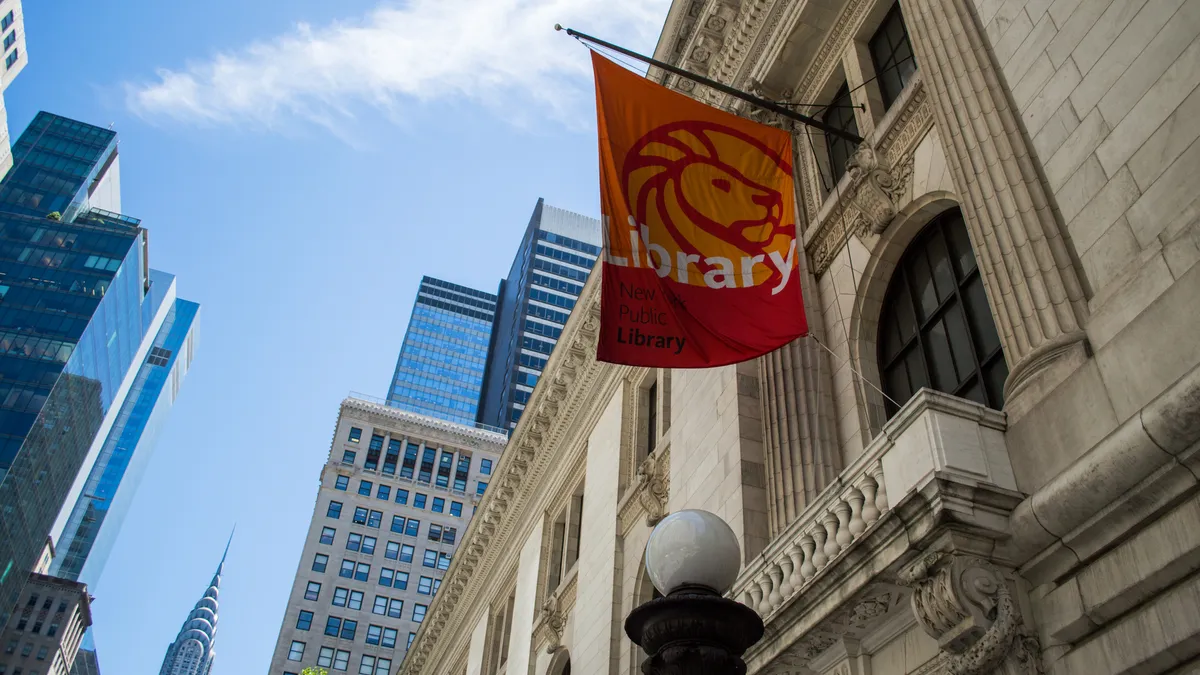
[{"xmin": 158, "ymin": 528, "xmax": 233, "ymax": 675}]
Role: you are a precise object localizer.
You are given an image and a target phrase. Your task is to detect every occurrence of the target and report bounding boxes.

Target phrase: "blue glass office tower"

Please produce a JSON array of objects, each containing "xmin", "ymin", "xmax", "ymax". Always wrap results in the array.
[
  {"xmin": 385, "ymin": 277, "xmax": 498, "ymax": 426},
  {"xmin": 0, "ymin": 112, "xmax": 183, "ymax": 630},
  {"xmin": 478, "ymin": 199, "xmax": 600, "ymax": 430},
  {"xmin": 51, "ymin": 290, "xmax": 199, "ymax": 584}
]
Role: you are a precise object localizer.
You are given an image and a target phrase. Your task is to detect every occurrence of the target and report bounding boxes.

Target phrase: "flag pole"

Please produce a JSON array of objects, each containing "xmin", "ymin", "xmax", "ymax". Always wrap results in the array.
[{"xmin": 556, "ymin": 25, "xmax": 865, "ymax": 145}]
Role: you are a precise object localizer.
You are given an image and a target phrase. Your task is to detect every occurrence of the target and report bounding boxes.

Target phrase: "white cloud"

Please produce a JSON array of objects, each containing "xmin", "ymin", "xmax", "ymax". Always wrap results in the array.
[{"xmin": 125, "ymin": 0, "xmax": 670, "ymax": 134}]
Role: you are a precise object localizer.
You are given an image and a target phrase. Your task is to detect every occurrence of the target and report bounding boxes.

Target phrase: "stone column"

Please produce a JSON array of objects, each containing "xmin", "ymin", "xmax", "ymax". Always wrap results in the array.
[
  {"xmin": 899, "ymin": 0, "xmax": 1089, "ymax": 417},
  {"xmin": 758, "ymin": 288, "xmax": 841, "ymax": 534},
  {"xmin": 745, "ymin": 99, "xmax": 845, "ymax": 535}
]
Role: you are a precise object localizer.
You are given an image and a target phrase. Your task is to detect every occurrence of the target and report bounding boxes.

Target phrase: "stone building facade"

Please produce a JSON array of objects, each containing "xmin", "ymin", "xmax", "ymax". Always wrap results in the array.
[
  {"xmin": 396, "ymin": 0, "xmax": 1200, "ymax": 674},
  {"xmin": 0, "ymin": 573, "xmax": 91, "ymax": 675},
  {"xmin": 268, "ymin": 397, "xmax": 506, "ymax": 674}
]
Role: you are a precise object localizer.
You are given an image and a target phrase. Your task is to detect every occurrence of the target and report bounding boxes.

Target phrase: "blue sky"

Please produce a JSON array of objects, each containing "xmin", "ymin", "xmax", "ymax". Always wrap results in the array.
[{"xmin": 9, "ymin": 0, "xmax": 666, "ymax": 671}]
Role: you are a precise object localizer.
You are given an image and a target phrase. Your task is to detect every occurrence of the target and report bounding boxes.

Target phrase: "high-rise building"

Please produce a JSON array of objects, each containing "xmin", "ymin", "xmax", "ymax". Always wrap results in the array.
[
  {"xmin": 0, "ymin": 112, "xmax": 192, "ymax": 631},
  {"xmin": 268, "ymin": 396, "xmax": 505, "ymax": 672},
  {"xmin": 157, "ymin": 536, "xmax": 229, "ymax": 675},
  {"xmin": 385, "ymin": 277, "xmax": 498, "ymax": 426},
  {"xmin": 478, "ymin": 199, "xmax": 600, "ymax": 430},
  {"xmin": 0, "ymin": 0, "xmax": 27, "ymax": 178},
  {"xmin": 0, "ymin": 572, "xmax": 91, "ymax": 675},
  {"xmin": 50, "ymin": 292, "xmax": 200, "ymax": 584}
]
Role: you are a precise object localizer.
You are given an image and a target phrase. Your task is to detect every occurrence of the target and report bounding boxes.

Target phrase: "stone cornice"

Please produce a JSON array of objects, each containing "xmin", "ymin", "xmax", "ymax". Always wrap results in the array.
[
  {"xmin": 400, "ymin": 273, "xmax": 632, "ymax": 673},
  {"xmin": 339, "ymin": 397, "xmax": 508, "ymax": 450}
]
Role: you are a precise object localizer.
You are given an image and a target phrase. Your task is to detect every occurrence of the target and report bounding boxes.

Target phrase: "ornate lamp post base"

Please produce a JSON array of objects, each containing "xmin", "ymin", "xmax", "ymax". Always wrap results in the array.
[{"xmin": 625, "ymin": 586, "xmax": 765, "ymax": 675}]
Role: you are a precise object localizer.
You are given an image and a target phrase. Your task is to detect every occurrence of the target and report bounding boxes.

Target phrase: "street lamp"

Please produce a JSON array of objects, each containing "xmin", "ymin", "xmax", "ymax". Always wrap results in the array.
[{"xmin": 625, "ymin": 510, "xmax": 765, "ymax": 675}]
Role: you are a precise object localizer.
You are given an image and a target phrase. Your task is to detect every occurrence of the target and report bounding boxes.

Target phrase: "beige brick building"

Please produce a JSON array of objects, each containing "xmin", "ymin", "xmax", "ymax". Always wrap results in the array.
[
  {"xmin": 268, "ymin": 397, "xmax": 505, "ymax": 674},
  {"xmin": 0, "ymin": 573, "xmax": 91, "ymax": 675},
  {"xmin": 394, "ymin": 0, "xmax": 1200, "ymax": 673}
]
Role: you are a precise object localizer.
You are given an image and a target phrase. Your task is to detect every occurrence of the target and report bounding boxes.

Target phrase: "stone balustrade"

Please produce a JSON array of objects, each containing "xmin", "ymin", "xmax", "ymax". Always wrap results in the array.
[{"xmin": 730, "ymin": 388, "xmax": 1016, "ymax": 621}]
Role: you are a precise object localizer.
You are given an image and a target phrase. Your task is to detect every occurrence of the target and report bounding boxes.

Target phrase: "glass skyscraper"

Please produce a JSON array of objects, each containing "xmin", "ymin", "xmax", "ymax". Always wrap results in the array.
[
  {"xmin": 478, "ymin": 199, "xmax": 600, "ymax": 430},
  {"xmin": 385, "ymin": 277, "xmax": 499, "ymax": 426},
  {"xmin": 0, "ymin": 112, "xmax": 194, "ymax": 631},
  {"xmin": 51, "ymin": 289, "xmax": 199, "ymax": 584}
]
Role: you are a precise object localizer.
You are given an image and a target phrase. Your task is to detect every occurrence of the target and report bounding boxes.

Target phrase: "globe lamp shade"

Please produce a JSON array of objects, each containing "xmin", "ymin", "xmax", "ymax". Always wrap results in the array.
[{"xmin": 644, "ymin": 510, "xmax": 741, "ymax": 595}]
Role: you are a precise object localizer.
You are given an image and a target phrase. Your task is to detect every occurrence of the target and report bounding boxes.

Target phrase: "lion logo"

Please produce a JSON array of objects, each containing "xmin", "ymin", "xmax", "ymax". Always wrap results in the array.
[{"xmin": 621, "ymin": 120, "xmax": 795, "ymax": 287}]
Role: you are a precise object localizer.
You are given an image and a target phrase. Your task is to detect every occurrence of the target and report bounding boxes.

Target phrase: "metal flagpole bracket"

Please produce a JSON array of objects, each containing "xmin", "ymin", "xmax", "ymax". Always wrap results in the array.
[{"xmin": 556, "ymin": 24, "xmax": 865, "ymax": 145}]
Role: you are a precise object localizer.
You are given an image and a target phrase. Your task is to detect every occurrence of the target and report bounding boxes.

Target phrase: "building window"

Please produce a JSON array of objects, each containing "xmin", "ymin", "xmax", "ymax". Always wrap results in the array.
[
  {"xmin": 377, "ymin": 485, "xmax": 391, "ymax": 501},
  {"xmin": 318, "ymin": 647, "xmax": 335, "ymax": 668},
  {"xmin": 334, "ymin": 649, "xmax": 350, "ymax": 671},
  {"xmin": 418, "ymin": 576, "xmax": 434, "ymax": 595},
  {"xmin": 384, "ymin": 439, "xmax": 401, "ymax": 475},
  {"xmin": 320, "ymin": 527, "xmax": 336, "ymax": 545},
  {"xmin": 36, "ymin": 646, "xmax": 48, "ymax": 660},
  {"xmin": 869, "ymin": 3, "xmax": 918, "ymax": 109},
  {"xmin": 353, "ymin": 507, "xmax": 368, "ymax": 524},
  {"xmin": 436, "ymin": 451, "xmax": 454, "ymax": 488},
  {"xmin": 405, "ymin": 519, "xmax": 421, "ymax": 537},
  {"xmin": 312, "ymin": 553, "xmax": 329, "ymax": 573},
  {"xmin": 340, "ymin": 560, "xmax": 354, "ymax": 579},
  {"xmin": 380, "ymin": 568, "xmax": 395, "ymax": 587},
  {"xmin": 355, "ymin": 562, "xmax": 370, "ymax": 582},
  {"xmin": 360, "ymin": 655, "xmax": 377, "ymax": 675},
  {"xmin": 367, "ymin": 624, "xmax": 383, "ymax": 645},
  {"xmin": 373, "ymin": 595, "xmax": 388, "ymax": 615},
  {"xmin": 347, "ymin": 533, "xmax": 363, "ymax": 552},
  {"xmin": 341, "ymin": 619, "xmax": 358, "ymax": 640},
  {"xmin": 418, "ymin": 448, "xmax": 436, "ymax": 483},
  {"xmin": 428, "ymin": 524, "xmax": 442, "ymax": 542},
  {"xmin": 400, "ymin": 545, "xmax": 415, "ymax": 563},
  {"xmin": 391, "ymin": 516, "xmax": 405, "ymax": 534},
  {"xmin": 389, "ymin": 598, "xmax": 405, "ymax": 618},
  {"xmin": 334, "ymin": 475, "xmax": 349, "ymax": 491},
  {"xmin": 361, "ymin": 536, "xmax": 377, "ymax": 555},
  {"xmin": 342, "ymin": 449, "xmax": 357, "ymax": 464},
  {"xmin": 401, "ymin": 442, "xmax": 419, "ymax": 479},
  {"xmin": 147, "ymin": 346, "xmax": 172, "ymax": 366},
  {"xmin": 422, "ymin": 550, "xmax": 437, "ymax": 568},
  {"xmin": 444, "ymin": 527, "xmax": 457, "ymax": 545},
  {"xmin": 438, "ymin": 552, "xmax": 452, "ymax": 570},
  {"xmin": 450, "ymin": 501, "xmax": 463, "ymax": 517},
  {"xmin": 413, "ymin": 493, "xmax": 427, "ymax": 510},
  {"xmin": 396, "ymin": 489, "xmax": 409, "ymax": 505},
  {"xmin": 878, "ymin": 209, "xmax": 1006, "ymax": 418},
  {"xmin": 433, "ymin": 578, "xmax": 442, "ymax": 595},
  {"xmin": 296, "ymin": 610, "xmax": 313, "ymax": 631},
  {"xmin": 477, "ymin": 481, "xmax": 488, "ymax": 496},
  {"xmin": 325, "ymin": 616, "xmax": 342, "ymax": 637},
  {"xmin": 358, "ymin": 480, "xmax": 373, "ymax": 496},
  {"xmin": 646, "ymin": 380, "xmax": 658, "ymax": 458},
  {"xmin": 408, "ymin": 632, "xmax": 417, "ymax": 650},
  {"xmin": 394, "ymin": 571, "xmax": 409, "ymax": 590},
  {"xmin": 32, "ymin": 620, "xmax": 42, "ymax": 633},
  {"xmin": 327, "ymin": 501, "xmax": 343, "ymax": 519},
  {"xmin": 349, "ymin": 590, "xmax": 364, "ymax": 610},
  {"xmin": 822, "ymin": 83, "xmax": 860, "ymax": 183},
  {"xmin": 305, "ymin": 582, "xmax": 321, "ymax": 601},
  {"xmin": 432, "ymin": 497, "xmax": 445, "ymax": 513},
  {"xmin": 376, "ymin": 658, "xmax": 393, "ymax": 675},
  {"xmin": 454, "ymin": 455, "xmax": 471, "ymax": 491},
  {"xmin": 333, "ymin": 587, "xmax": 349, "ymax": 607},
  {"xmin": 287, "ymin": 641, "xmax": 305, "ymax": 661},
  {"xmin": 0, "ymin": 13, "xmax": 12, "ymax": 31},
  {"xmin": 367, "ymin": 510, "xmax": 382, "ymax": 528},
  {"xmin": 0, "ymin": 32, "xmax": 12, "ymax": 53},
  {"xmin": 413, "ymin": 604, "xmax": 428, "ymax": 623},
  {"xmin": 382, "ymin": 628, "xmax": 398, "ymax": 649},
  {"xmin": 480, "ymin": 458, "xmax": 493, "ymax": 475}
]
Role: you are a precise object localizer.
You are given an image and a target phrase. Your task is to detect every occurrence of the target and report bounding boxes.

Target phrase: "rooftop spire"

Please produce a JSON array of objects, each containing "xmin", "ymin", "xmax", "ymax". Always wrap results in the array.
[{"xmin": 159, "ymin": 529, "xmax": 232, "ymax": 675}]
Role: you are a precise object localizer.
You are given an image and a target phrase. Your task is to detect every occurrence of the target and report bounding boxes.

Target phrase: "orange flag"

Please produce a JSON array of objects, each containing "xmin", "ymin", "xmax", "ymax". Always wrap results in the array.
[{"xmin": 591, "ymin": 52, "xmax": 807, "ymax": 367}]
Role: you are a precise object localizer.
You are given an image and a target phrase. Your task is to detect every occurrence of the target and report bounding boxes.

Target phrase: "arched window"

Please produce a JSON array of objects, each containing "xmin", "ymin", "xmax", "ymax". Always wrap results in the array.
[{"xmin": 877, "ymin": 209, "xmax": 1007, "ymax": 418}]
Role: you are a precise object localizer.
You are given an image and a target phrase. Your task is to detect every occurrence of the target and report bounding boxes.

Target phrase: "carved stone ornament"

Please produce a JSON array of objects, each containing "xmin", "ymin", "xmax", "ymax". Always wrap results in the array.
[
  {"xmin": 635, "ymin": 450, "xmax": 670, "ymax": 525},
  {"xmin": 845, "ymin": 145, "xmax": 910, "ymax": 235},
  {"xmin": 538, "ymin": 595, "xmax": 567, "ymax": 654},
  {"xmin": 899, "ymin": 553, "xmax": 1044, "ymax": 675}
]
